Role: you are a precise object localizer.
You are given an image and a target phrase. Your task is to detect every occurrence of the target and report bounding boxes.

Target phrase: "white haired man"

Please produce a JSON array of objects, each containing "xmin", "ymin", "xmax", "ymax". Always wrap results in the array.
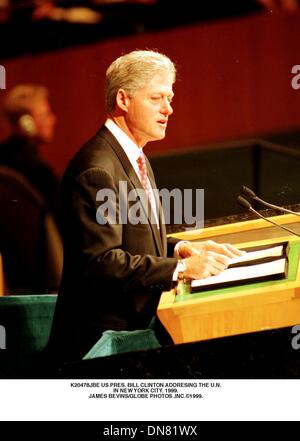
[{"xmin": 49, "ymin": 50, "xmax": 242, "ymax": 364}]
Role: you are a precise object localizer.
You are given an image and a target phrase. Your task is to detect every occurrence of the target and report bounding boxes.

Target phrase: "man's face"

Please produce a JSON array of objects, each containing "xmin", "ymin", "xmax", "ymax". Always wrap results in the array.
[
  {"xmin": 124, "ymin": 71, "xmax": 174, "ymax": 147},
  {"xmin": 31, "ymin": 98, "xmax": 56, "ymax": 143}
]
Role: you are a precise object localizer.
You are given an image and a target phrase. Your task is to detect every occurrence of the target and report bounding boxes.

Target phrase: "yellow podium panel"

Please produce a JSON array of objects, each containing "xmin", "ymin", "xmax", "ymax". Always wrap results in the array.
[{"xmin": 157, "ymin": 214, "xmax": 300, "ymax": 344}]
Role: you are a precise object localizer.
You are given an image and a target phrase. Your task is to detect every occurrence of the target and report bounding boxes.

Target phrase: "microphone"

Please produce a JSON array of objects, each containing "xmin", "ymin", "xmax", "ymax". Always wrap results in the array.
[
  {"xmin": 241, "ymin": 185, "xmax": 300, "ymax": 217},
  {"xmin": 237, "ymin": 195, "xmax": 300, "ymax": 238}
]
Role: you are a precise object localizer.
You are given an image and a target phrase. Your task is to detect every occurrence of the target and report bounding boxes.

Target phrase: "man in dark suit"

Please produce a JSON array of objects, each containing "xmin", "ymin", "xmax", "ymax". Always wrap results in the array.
[{"xmin": 49, "ymin": 50, "xmax": 242, "ymax": 363}]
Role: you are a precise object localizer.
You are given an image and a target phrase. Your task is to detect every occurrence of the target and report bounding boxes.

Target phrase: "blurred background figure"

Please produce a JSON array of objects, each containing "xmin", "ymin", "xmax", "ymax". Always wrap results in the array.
[
  {"xmin": 0, "ymin": 84, "xmax": 63, "ymax": 295},
  {"xmin": 0, "ymin": 84, "xmax": 60, "ymax": 229}
]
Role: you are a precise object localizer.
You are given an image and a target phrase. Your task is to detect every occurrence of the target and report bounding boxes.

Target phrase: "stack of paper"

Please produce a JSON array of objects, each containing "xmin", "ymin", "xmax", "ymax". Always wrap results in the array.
[{"xmin": 190, "ymin": 242, "xmax": 288, "ymax": 293}]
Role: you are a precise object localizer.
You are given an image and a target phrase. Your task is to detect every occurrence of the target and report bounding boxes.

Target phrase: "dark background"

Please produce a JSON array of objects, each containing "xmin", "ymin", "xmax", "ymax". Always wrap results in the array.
[{"xmin": 1, "ymin": 0, "xmax": 300, "ymax": 220}]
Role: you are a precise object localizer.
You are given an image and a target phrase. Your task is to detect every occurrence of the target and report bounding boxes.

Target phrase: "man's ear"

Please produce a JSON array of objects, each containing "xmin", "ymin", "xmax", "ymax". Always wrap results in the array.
[
  {"xmin": 18, "ymin": 114, "xmax": 37, "ymax": 137},
  {"xmin": 116, "ymin": 89, "xmax": 129, "ymax": 112}
]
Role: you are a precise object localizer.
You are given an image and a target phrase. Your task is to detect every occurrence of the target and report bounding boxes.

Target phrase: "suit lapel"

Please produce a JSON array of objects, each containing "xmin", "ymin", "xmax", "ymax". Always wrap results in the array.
[{"xmin": 97, "ymin": 126, "xmax": 165, "ymax": 256}]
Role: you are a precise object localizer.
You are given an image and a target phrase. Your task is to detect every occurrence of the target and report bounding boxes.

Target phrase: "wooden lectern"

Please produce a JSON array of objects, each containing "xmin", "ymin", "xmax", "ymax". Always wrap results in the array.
[{"xmin": 157, "ymin": 213, "xmax": 300, "ymax": 344}]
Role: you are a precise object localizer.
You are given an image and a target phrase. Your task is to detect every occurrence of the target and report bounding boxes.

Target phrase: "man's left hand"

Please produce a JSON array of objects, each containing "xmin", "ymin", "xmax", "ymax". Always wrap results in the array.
[{"xmin": 177, "ymin": 239, "xmax": 244, "ymax": 259}]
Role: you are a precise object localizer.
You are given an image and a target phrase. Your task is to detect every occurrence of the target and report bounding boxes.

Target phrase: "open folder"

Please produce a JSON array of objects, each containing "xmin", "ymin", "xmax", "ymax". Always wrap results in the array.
[{"xmin": 190, "ymin": 242, "xmax": 288, "ymax": 293}]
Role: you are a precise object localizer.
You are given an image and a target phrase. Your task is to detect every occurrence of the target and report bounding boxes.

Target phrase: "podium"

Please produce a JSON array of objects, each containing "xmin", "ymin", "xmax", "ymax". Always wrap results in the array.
[
  {"xmin": 158, "ymin": 213, "xmax": 300, "ymax": 344},
  {"xmin": 57, "ymin": 213, "xmax": 300, "ymax": 379}
]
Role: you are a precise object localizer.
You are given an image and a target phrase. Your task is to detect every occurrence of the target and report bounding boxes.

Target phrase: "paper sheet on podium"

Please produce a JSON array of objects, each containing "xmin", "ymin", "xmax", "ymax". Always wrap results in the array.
[{"xmin": 190, "ymin": 242, "xmax": 288, "ymax": 293}]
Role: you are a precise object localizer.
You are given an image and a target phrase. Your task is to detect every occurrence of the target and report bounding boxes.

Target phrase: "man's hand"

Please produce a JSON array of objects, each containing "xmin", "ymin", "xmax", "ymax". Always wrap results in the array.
[
  {"xmin": 183, "ymin": 252, "xmax": 229, "ymax": 279},
  {"xmin": 176, "ymin": 240, "xmax": 245, "ymax": 280},
  {"xmin": 177, "ymin": 239, "xmax": 244, "ymax": 259}
]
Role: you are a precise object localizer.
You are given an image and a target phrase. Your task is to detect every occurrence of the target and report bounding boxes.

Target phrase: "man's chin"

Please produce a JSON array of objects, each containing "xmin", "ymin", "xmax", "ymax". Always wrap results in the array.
[
  {"xmin": 41, "ymin": 134, "xmax": 54, "ymax": 144},
  {"xmin": 145, "ymin": 130, "xmax": 167, "ymax": 143},
  {"xmin": 155, "ymin": 130, "xmax": 167, "ymax": 140}
]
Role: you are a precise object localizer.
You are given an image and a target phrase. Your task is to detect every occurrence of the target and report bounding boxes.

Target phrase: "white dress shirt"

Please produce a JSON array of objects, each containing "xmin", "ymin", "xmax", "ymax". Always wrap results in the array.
[{"xmin": 105, "ymin": 118, "xmax": 159, "ymax": 227}]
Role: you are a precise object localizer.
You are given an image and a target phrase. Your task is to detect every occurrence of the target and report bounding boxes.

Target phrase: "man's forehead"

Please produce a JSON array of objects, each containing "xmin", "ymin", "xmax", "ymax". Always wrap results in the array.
[{"xmin": 145, "ymin": 73, "xmax": 174, "ymax": 91}]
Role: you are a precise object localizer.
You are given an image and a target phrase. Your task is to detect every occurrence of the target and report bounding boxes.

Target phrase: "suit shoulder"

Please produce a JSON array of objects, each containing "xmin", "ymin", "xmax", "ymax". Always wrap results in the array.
[{"xmin": 63, "ymin": 126, "xmax": 117, "ymax": 182}]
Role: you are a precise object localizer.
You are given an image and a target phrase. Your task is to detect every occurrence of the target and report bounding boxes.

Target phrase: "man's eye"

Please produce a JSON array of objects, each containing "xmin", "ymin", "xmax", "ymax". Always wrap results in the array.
[{"xmin": 151, "ymin": 96, "xmax": 173, "ymax": 104}]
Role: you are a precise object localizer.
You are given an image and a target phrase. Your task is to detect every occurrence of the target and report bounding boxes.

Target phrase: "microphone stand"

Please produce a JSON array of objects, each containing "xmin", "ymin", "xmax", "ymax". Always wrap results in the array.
[
  {"xmin": 241, "ymin": 186, "xmax": 300, "ymax": 218},
  {"xmin": 237, "ymin": 196, "xmax": 300, "ymax": 238}
]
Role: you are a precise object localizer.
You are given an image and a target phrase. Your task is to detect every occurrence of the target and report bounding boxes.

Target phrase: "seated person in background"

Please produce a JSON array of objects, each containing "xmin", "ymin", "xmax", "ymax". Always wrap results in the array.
[
  {"xmin": 0, "ymin": 84, "xmax": 60, "ymax": 230},
  {"xmin": 49, "ymin": 50, "xmax": 243, "ymax": 364}
]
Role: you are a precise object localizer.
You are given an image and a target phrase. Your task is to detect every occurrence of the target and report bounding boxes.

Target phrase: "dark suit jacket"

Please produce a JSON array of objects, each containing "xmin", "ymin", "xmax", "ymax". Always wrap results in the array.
[
  {"xmin": 0, "ymin": 136, "xmax": 61, "ymax": 230},
  {"xmin": 49, "ymin": 125, "xmax": 178, "ymax": 362}
]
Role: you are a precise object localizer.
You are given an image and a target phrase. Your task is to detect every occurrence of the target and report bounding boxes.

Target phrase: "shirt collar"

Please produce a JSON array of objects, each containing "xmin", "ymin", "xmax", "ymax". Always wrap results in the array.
[{"xmin": 105, "ymin": 118, "xmax": 142, "ymax": 171}]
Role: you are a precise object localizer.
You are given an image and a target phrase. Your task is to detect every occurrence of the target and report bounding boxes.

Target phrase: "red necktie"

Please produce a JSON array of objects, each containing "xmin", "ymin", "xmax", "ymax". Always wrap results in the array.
[
  {"xmin": 137, "ymin": 152, "xmax": 152, "ymax": 200},
  {"xmin": 137, "ymin": 152, "xmax": 158, "ymax": 225}
]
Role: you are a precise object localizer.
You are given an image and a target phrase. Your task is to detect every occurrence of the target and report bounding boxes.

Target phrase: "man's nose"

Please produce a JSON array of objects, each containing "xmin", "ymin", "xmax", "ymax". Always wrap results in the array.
[{"xmin": 161, "ymin": 98, "xmax": 173, "ymax": 116}]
